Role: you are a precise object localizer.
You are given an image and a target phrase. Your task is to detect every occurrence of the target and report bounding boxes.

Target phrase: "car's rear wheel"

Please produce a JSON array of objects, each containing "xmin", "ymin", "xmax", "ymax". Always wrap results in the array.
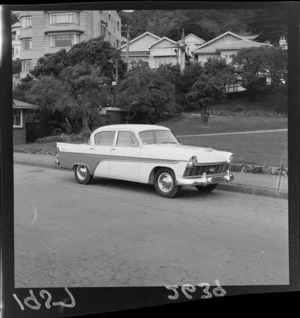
[
  {"xmin": 154, "ymin": 168, "xmax": 181, "ymax": 198},
  {"xmin": 74, "ymin": 165, "xmax": 93, "ymax": 185},
  {"xmin": 196, "ymin": 184, "xmax": 218, "ymax": 192}
]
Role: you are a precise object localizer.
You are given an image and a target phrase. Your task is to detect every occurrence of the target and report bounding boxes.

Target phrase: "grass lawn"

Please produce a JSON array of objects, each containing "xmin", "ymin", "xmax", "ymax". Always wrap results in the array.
[
  {"xmin": 177, "ymin": 131, "xmax": 287, "ymax": 167},
  {"xmin": 14, "ymin": 115, "xmax": 288, "ymax": 167},
  {"xmin": 159, "ymin": 113, "xmax": 287, "ymax": 135}
]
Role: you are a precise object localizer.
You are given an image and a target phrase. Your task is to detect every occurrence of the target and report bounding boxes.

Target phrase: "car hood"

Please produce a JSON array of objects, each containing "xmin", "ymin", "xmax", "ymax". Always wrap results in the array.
[{"xmin": 140, "ymin": 143, "xmax": 232, "ymax": 163}]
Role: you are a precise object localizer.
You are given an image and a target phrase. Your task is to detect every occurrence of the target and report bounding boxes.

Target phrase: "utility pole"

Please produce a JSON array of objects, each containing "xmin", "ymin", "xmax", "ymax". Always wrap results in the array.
[
  {"xmin": 179, "ymin": 28, "xmax": 186, "ymax": 73},
  {"xmin": 125, "ymin": 24, "xmax": 130, "ymax": 71},
  {"xmin": 115, "ymin": 59, "xmax": 119, "ymax": 84}
]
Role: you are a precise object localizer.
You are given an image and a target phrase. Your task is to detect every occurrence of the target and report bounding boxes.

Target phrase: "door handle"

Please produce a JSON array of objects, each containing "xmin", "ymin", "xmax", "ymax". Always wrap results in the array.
[
  {"xmin": 111, "ymin": 148, "xmax": 116, "ymax": 151},
  {"xmin": 90, "ymin": 147, "xmax": 95, "ymax": 150}
]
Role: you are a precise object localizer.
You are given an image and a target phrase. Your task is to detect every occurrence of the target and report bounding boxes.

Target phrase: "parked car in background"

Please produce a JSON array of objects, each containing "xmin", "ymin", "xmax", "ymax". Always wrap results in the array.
[{"xmin": 56, "ymin": 124, "xmax": 234, "ymax": 198}]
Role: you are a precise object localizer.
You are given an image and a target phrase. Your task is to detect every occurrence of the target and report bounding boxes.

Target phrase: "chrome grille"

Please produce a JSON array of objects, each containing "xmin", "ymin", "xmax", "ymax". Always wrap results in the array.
[{"xmin": 184, "ymin": 163, "xmax": 230, "ymax": 177}]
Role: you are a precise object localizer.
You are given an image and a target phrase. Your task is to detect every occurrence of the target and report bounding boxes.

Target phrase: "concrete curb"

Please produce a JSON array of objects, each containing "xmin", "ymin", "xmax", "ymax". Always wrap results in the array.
[
  {"xmin": 14, "ymin": 160, "xmax": 288, "ymax": 200},
  {"xmin": 217, "ymin": 183, "xmax": 288, "ymax": 200}
]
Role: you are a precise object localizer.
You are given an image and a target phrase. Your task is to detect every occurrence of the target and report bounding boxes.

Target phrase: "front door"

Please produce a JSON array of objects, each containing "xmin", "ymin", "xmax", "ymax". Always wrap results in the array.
[{"xmin": 109, "ymin": 130, "xmax": 141, "ymax": 181}]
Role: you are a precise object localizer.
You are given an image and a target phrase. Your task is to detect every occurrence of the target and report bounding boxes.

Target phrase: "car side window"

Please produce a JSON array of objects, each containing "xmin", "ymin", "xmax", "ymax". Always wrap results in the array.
[
  {"xmin": 94, "ymin": 131, "xmax": 115, "ymax": 146},
  {"xmin": 116, "ymin": 131, "xmax": 139, "ymax": 147}
]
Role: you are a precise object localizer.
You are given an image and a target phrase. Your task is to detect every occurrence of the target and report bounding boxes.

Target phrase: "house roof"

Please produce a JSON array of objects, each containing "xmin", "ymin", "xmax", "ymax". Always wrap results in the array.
[
  {"xmin": 149, "ymin": 37, "xmax": 177, "ymax": 49},
  {"xmin": 192, "ymin": 31, "xmax": 247, "ymax": 54},
  {"xmin": 242, "ymin": 35, "xmax": 258, "ymax": 41},
  {"xmin": 120, "ymin": 31, "xmax": 161, "ymax": 50},
  {"xmin": 13, "ymin": 100, "xmax": 39, "ymax": 110},
  {"xmin": 215, "ymin": 39, "xmax": 267, "ymax": 51},
  {"xmin": 183, "ymin": 33, "xmax": 205, "ymax": 43}
]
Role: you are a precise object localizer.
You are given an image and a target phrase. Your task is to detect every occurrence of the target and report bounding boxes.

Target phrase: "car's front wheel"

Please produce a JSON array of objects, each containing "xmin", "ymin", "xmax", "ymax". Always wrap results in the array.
[
  {"xmin": 196, "ymin": 184, "xmax": 218, "ymax": 192},
  {"xmin": 74, "ymin": 165, "xmax": 93, "ymax": 185},
  {"xmin": 154, "ymin": 168, "xmax": 181, "ymax": 198}
]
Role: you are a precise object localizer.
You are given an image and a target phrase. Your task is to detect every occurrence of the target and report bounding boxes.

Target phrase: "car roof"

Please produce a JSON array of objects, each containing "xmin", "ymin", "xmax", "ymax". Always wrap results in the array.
[{"xmin": 91, "ymin": 124, "xmax": 170, "ymax": 134}]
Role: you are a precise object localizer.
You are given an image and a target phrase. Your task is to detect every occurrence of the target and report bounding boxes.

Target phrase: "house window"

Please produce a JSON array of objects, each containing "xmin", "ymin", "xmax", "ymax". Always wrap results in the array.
[
  {"xmin": 154, "ymin": 57, "xmax": 174, "ymax": 68},
  {"xmin": 21, "ymin": 16, "xmax": 32, "ymax": 28},
  {"xmin": 12, "ymin": 32, "xmax": 17, "ymax": 41},
  {"xmin": 13, "ymin": 109, "xmax": 23, "ymax": 128},
  {"xmin": 21, "ymin": 59, "xmax": 33, "ymax": 72},
  {"xmin": 21, "ymin": 38, "xmax": 32, "ymax": 50},
  {"xmin": 50, "ymin": 34, "xmax": 80, "ymax": 47},
  {"xmin": 50, "ymin": 12, "xmax": 79, "ymax": 24},
  {"xmin": 117, "ymin": 21, "xmax": 120, "ymax": 32},
  {"xmin": 116, "ymin": 40, "xmax": 119, "ymax": 48},
  {"xmin": 108, "ymin": 14, "xmax": 111, "ymax": 20}
]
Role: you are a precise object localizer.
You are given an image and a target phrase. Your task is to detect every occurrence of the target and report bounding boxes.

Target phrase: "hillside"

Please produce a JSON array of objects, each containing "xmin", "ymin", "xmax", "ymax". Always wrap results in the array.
[{"xmin": 118, "ymin": 8, "xmax": 288, "ymax": 43}]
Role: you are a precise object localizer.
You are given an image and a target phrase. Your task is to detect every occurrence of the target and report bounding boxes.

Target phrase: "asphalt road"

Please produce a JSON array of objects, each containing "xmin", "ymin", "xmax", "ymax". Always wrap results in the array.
[{"xmin": 14, "ymin": 164, "xmax": 289, "ymax": 287}]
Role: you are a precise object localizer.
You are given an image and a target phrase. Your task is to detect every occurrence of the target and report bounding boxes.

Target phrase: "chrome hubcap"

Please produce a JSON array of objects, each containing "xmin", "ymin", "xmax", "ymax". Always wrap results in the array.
[
  {"xmin": 158, "ymin": 173, "xmax": 173, "ymax": 192},
  {"xmin": 77, "ymin": 165, "xmax": 87, "ymax": 180}
]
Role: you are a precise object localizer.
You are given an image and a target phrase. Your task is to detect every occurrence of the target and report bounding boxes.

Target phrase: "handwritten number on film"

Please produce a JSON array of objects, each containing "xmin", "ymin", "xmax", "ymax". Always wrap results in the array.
[
  {"xmin": 166, "ymin": 280, "xmax": 226, "ymax": 300},
  {"xmin": 13, "ymin": 288, "xmax": 75, "ymax": 311}
]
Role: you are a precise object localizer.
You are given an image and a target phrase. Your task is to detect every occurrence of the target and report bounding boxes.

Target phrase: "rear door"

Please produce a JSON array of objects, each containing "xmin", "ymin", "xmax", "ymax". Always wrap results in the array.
[
  {"xmin": 109, "ymin": 130, "xmax": 141, "ymax": 181},
  {"xmin": 92, "ymin": 130, "xmax": 116, "ymax": 177}
]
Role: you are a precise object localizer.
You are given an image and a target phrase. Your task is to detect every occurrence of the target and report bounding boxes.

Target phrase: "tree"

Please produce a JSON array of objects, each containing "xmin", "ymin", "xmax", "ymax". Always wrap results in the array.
[
  {"xmin": 59, "ymin": 64, "xmax": 112, "ymax": 132},
  {"xmin": 12, "ymin": 58, "xmax": 21, "ymax": 75},
  {"xmin": 232, "ymin": 46, "xmax": 287, "ymax": 100},
  {"xmin": 244, "ymin": 8, "xmax": 288, "ymax": 44},
  {"xmin": 187, "ymin": 73, "xmax": 226, "ymax": 123},
  {"xmin": 186, "ymin": 58, "xmax": 236, "ymax": 122},
  {"xmin": 116, "ymin": 61, "xmax": 179, "ymax": 123},
  {"xmin": 203, "ymin": 58, "xmax": 238, "ymax": 93},
  {"xmin": 11, "ymin": 12, "xmax": 19, "ymax": 25},
  {"xmin": 18, "ymin": 37, "xmax": 126, "ymax": 132},
  {"xmin": 13, "ymin": 74, "xmax": 34, "ymax": 101}
]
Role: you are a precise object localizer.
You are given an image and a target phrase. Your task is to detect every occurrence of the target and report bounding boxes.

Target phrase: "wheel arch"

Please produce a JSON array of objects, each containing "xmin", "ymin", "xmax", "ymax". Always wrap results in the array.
[
  {"xmin": 72, "ymin": 163, "xmax": 93, "ymax": 175},
  {"xmin": 148, "ymin": 166, "xmax": 176, "ymax": 185}
]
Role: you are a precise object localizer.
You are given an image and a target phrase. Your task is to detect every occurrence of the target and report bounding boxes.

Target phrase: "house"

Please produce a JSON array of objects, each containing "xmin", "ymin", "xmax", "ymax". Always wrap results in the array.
[
  {"xmin": 148, "ymin": 37, "xmax": 178, "ymax": 68},
  {"xmin": 120, "ymin": 31, "xmax": 205, "ymax": 69},
  {"xmin": 17, "ymin": 10, "xmax": 122, "ymax": 78},
  {"xmin": 192, "ymin": 31, "xmax": 267, "ymax": 65},
  {"xmin": 184, "ymin": 33, "xmax": 205, "ymax": 57},
  {"xmin": 12, "ymin": 22, "xmax": 21, "ymax": 60},
  {"xmin": 13, "ymin": 99, "xmax": 39, "ymax": 145},
  {"xmin": 120, "ymin": 31, "xmax": 161, "ymax": 66}
]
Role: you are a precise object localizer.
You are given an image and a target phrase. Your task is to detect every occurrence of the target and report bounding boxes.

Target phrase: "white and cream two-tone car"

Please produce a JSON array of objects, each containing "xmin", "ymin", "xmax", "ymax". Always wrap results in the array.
[{"xmin": 56, "ymin": 124, "xmax": 234, "ymax": 198}]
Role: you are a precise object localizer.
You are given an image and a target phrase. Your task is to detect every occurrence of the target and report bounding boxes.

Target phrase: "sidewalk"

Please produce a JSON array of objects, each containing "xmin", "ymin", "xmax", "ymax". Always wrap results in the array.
[{"xmin": 13, "ymin": 152, "xmax": 288, "ymax": 199}]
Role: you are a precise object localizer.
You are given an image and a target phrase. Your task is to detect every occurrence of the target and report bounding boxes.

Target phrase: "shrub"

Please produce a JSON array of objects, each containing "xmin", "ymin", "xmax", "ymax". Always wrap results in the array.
[{"xmin": 36, "ymin": 134, "xmax": 72, "ymax": 143}]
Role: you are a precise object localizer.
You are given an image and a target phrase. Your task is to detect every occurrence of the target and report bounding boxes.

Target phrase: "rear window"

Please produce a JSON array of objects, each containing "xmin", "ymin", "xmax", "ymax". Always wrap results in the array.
[{"xmin": 94, "ymin": 131, "xmax": 115, "ymax": 145}]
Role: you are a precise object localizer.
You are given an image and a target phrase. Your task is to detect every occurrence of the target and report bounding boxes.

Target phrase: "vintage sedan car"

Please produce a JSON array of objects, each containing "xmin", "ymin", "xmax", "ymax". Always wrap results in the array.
[{"xmin": 56, "ymin": 124, "xmax": 234, "ymax": 198}]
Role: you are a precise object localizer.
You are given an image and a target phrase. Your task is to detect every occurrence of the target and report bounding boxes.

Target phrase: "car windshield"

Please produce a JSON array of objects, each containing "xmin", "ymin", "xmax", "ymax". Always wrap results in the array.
[{"xmin": 139, "ymin": 130, "xmax": 179, "ymax": 145}]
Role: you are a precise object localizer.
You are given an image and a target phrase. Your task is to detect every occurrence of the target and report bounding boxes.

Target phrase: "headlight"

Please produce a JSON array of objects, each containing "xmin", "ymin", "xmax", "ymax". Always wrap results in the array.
[
  {"xmin": 187, "ymin": 156, "xmax": 198, "ymax": 167},
  {"xmin": 227, "ymin": 154, "xmax": 233, "ymax": 163}
]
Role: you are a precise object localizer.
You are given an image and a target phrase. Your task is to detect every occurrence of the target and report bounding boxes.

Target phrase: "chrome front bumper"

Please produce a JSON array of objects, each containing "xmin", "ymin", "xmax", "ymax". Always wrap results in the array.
[{"xmin": 176, "ymin": 170, "xmax": 234, "ymax": 186}]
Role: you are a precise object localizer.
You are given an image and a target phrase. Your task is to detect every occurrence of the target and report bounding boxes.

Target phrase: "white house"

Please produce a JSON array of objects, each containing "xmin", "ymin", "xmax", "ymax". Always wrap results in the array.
[
  {"xmin": 184, "ymin": 33, "xmax": 205, "ymax": 57},
  {"xmin": 120, "ymin": 31, "xmax": 205, "ymax": 69},
  {"xmin": 192, "ymin": 31, "xmax": 267, "ymax": 65},
  {"xmin": 120, "ymin": 32, "xmax": 161, "ymax": 66},
  {"xmin": 148, "ymin": 37, "xmax": 178, "ymax": 68}
]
